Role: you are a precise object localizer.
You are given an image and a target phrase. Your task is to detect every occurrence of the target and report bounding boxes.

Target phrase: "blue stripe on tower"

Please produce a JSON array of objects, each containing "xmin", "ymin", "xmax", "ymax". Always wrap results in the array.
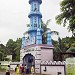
[
  {"xmin": 47, "ymin": 30, "xmax": 52, "ymax": 45},
  {"xmin": 36, "ymin": 28, "xmax": 42, "ymax": 44}
]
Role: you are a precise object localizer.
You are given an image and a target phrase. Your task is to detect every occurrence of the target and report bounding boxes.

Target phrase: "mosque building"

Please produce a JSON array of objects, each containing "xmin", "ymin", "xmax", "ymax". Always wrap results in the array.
[{"xmin": 20, "ymin": 0, "xmax": 54, "ymax": 73}]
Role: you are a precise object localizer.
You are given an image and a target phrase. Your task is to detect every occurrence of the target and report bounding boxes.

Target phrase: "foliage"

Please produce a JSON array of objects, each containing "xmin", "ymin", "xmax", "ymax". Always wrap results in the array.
[
  {"xmin": 6, "ymin": 38, "xmax": 22, "ymax": 61},
  {"xmin": 4, "ymin": 58, "xmax": 11, "ymax": 61},
  {"xmin": 6, "ymin": 39, "xmax": 17, "ymax": 61},
  {"xmin": 41, "ymin": 19, "xmax": 59, "ymax": 44},
  {"xmin": 15, "ymin": 38, "xmax": 22, "ymax": 61},
  {"xmin": 0, "ymin": 38, "xmax": 21, "ymax": 62},
  {"xmin": 66, "ymin": 58, "xmax": 75, "ymax": 75},
  {"xmin": 67, "ymin": 47, "xmax": 75, "ymax": 52},
  {"xmin": 0, "ymin": 44, "xmax": 7, "ymax": 61},
  {"xmin": 56, "ymin": 0, "xmax": 75, "ymax": 34},
  {"xmin": 53, "ymin": 36, "xmax": 75, "ymax": 61},
  {"xmin": 0, "ymin": 66, "xmax": 6, "ymax": 71},
  {"xmin": 41, "ymin": 19, "xmax": 51, "ymax": 33},
  {"xmin": 0, "ymin": 52, "xmax": 4, "ymax": 61}
]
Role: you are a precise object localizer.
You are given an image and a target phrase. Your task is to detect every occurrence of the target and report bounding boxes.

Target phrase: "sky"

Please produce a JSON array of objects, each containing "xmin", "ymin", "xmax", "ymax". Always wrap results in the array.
[{"xmin": 0, "ymin": 0, "xmax": 72, "ymax": 45}]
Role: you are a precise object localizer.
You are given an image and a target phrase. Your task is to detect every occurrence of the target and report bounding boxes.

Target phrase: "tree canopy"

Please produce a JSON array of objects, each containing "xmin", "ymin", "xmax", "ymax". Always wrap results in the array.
[
  {"xmin": 4, "ymin": 38, "xmax": 22, "ymax": 61},
  {"xmin": 41, "ymin": 19, "xmax": 59, "ymax": 44},
  {"xmin": 56, "ymin": 0, "xmax": 75, "ymax": 34}
]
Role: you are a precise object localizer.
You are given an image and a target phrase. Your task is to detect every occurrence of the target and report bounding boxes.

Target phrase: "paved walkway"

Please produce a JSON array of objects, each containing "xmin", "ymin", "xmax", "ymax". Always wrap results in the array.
[
  {"xmin": 0, "ymin": 72, "xmax": 15, "ymax": 75},
  {"xmin": 0, "ymin": 69, "xmax": 50, "ymax": 75},
  {"xmin": 0, "ymin": 73, "xmax": 47, "ymax": 75},
  {"xmin": 0, "ymin": 73, "xmax": 43, "ymax": 75},
  {"xmin": 0, "ymin": 72, "xmax": 48, "ymax": 75},
  {"xmin": 0, "ymin": 73, "xmax": 4, "ymax": 75}
]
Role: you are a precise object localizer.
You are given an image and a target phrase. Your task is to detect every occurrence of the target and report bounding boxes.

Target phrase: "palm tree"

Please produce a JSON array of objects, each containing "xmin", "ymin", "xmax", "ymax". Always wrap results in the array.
[{"xmin": 41, "ymin": 19, "xmax": 59, "ymax": 44}]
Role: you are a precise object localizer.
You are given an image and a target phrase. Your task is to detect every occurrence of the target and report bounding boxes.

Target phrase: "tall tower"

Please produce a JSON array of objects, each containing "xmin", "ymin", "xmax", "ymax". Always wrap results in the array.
[
  {"xmin": 28, "ymin": 0, "xmax": 43, "ymax": 44},
  {"xmin": 21, "ymin": 0, "xmax": 53, "ymax": 73}
]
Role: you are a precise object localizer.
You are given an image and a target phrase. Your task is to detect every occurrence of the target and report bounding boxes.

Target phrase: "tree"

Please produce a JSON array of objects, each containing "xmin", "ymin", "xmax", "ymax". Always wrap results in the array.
[
  {"xmin": 6, "ymin": 38, "xmax": 22, "ymax": 61},
  {"xmin": 53, "ymin": 36, "xmax": 75, "ymax": 60},
  {"xmin": 15, "ymin": 38, "xmax": 22, "ymax": 61},
  {"xmin": 6, "ymin": 39, "xmax": 17, "ymax": 61},
  {"xmin": 41, "ymin": 19, "xmax": 59, "ymax": 44},
  {"xmin": 56, "ymin": 0, "xmax": 75, "ymax": 34},
  {"xmin": 0, "ymin": 44, "xmax": 7, "ymax": 61},
  {"xmin": 53, "ymin": 37, "xmax": 65, "ymax": 61},
  {"xmin": 67, "ymin": 47, "xmax": 75, "ymax": 52},
  {"xmin": 0, "ymin": 51, "xmax": 4, "ymax": 61}
]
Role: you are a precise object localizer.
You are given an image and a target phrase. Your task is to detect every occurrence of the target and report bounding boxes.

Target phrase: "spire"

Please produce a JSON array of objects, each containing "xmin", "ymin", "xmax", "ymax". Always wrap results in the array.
[
  {"xmin": 47, "ymin": 30, "xmax": 52, "ymax": 45},
  {"xmin": 29, "ymin": 0, "xmax": 42, "ymax": 4},
  {"xmin": 36, "ymin": 28, "xmax": 42, "ymax": 44}
]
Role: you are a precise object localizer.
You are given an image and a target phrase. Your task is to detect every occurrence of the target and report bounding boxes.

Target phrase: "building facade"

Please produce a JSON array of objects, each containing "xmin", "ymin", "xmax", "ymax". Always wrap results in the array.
[{"xmin": 20, "ymin": 0, "xmax": 54, "ymax": 73}]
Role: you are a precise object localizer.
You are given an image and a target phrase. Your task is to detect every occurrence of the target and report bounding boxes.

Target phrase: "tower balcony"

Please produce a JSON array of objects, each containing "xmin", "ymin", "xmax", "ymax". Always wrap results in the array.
[
  {"xmin": 29, "ymin": 0, "xmax": 42, "ymax": 4},
  {"xmin": 28, "ymin": 28, "xmax": 43, "ymax": 33},
  {"xmin": 28, "ymin": 11, "xmax": 42, "ymax": 18}
]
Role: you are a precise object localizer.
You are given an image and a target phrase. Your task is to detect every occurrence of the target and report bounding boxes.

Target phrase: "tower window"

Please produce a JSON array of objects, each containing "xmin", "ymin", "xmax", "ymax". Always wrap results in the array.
[
  {"xmin": 38, "ymin": 25, "xmax": 40, "ymax": 28},
  {"xmin": 35, "ymin": 18, "xmax": 36, "ymax": 21},
  {"xmin": 34, "ymin": 23, "xmax": 37, "ymax": 27},
  {"xmin": 34, "ymin": 4, "xmax": 37, "ymax": 11},
  {"xmin": 34, "ymin": 16, "xmax": 37, "ymax": 23},
  {"xmin": 35, "ymin": 16, "xmax": 36, "ymax": 19}
]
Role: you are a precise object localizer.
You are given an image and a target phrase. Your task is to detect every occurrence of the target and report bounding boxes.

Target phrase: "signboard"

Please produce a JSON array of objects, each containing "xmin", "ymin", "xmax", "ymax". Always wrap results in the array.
[{"xmin": 24, "ymin": 48, "xmax": 35, "ymax": 52}]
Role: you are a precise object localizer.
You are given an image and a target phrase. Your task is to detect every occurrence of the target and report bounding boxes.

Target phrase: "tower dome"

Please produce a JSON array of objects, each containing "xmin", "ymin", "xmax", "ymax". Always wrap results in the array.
[{"xmin": 29, "ymin": 0, "xmax": 42, "ymax": 4}]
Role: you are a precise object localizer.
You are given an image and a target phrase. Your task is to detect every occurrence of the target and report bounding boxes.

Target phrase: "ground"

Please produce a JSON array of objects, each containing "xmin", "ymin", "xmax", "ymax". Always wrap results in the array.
[{"xmin": 0, "ymin": 72, "xmax": 48, "ymax": 75}]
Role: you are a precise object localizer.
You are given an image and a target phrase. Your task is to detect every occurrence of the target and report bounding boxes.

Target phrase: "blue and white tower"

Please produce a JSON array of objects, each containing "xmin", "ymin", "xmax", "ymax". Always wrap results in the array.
[
  {"xmin": 28, "ymin": 0, "xmax": 43, "ymax": 44},
  {"xmin": 20, "ymin": 0, "xmax": 53, "ymax": 73}
]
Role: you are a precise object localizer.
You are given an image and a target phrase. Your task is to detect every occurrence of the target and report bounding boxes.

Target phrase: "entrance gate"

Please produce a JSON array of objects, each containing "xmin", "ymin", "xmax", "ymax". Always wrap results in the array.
[{"xmin": 23, "ymin": 53, "xmax": 35, "ymax": 73}]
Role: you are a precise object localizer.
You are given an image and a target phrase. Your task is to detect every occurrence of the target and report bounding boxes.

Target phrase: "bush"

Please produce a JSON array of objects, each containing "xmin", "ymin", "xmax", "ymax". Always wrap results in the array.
[{"xmin": 0, "ymin": 66, "xmax": 6, "ymax": 71}]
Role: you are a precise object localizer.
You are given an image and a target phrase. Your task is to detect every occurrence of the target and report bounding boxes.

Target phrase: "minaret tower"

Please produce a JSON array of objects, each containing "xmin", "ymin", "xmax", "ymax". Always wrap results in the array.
[
  {"xmin": 20, "ymin": 0, "xmax": 53, "ymax": 73},
  {"xmin": 28, "ymin": 0, "xmax": 43, "ymax": 44}
]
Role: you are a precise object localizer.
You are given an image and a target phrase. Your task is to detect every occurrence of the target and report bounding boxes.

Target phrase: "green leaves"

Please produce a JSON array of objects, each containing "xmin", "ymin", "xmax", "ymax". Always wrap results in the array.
[
  {"xmin": 56, "ymin": 0, "xmax": 75, "ymax": 32},
  {"xmin": 41, "ymin": 19, "xmax": 59, "ymax": 44},
  {"xmin": 6, "ymin": 38, "xmax": 22, "ymax": 61},
  {"xmin": 0, "ymin": 44, "xmax": 7, "ymax": 61},
  {"xmin": 53, "ymin": 36, "xmax": 75, "ymax": 60},
  {"xmin": 67, "ymin": 47, "xmax": 75, "ymax": 52}
]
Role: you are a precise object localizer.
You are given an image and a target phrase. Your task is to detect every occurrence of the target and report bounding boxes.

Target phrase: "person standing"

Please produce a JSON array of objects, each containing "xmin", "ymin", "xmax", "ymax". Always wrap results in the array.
[
  {"xmin": 31, "ymin": 66, "xmax": 34, "ymax": 75},
  {"xmin": 20, "ymin": 64, "xmax": 24, "ymax": 75},
  {"xmin": 5, "ymin": 65, "xmax": 10, "ymax": 75},
  {"xmin": 15, "ymin": 64, "xmax": 20, "ymax": 75}
]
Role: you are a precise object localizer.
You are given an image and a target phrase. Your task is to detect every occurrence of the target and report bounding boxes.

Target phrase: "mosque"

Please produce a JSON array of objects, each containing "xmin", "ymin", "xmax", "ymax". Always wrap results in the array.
[{"xmin": 20, "ymin": 0, "xmax": 65, "ymax": 74}]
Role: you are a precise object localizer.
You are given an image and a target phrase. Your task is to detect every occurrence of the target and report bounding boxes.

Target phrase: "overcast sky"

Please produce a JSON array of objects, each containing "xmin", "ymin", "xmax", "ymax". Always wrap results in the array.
[{"xmin": 0, "ymin": 0, "xmax": 72, "ymax": 45}]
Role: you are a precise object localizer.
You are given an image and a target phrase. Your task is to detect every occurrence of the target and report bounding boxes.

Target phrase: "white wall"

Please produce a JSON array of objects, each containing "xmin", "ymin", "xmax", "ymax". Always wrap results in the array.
[
  {"xmin": 41, "ymin": 65, "xmax": 65, "ymax": 75},
  {"xmin": 10, "ymin": 65, "xmax": 17, "ymax": 70},
  {"xmin": 41, "ymin": 49, "xmax": 53, "ymax": 61},
  {"xmin": 10, "ymin": 62, "xmax": 20, "ymax": 70}
]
